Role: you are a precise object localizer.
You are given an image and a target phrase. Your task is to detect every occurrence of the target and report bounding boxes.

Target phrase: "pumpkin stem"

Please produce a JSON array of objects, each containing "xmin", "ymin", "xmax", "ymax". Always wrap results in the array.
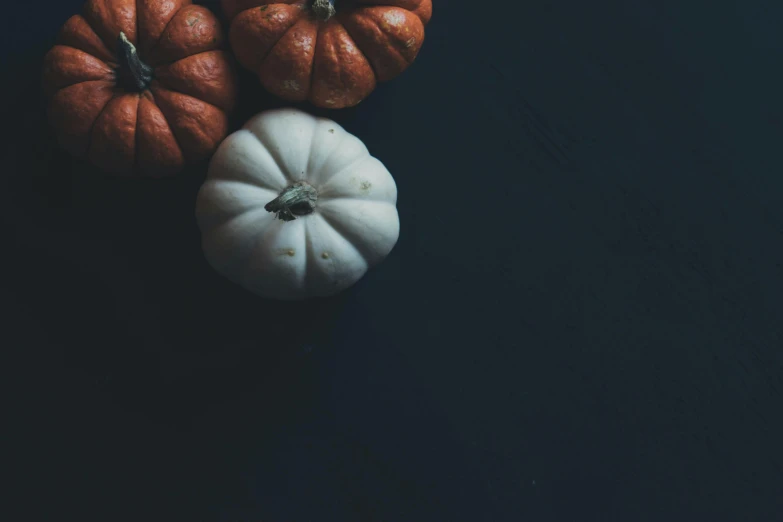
[
  {"xmin": 115, "ymin": 32, "xmax": 154, "ymax": 92},
  {"xmin": 265, "ymin": 182, "xmax": 319, "ymax": 222},
  {"xmin": 311, "ymin": 0, "xmax": 336, "ymax": 21}
]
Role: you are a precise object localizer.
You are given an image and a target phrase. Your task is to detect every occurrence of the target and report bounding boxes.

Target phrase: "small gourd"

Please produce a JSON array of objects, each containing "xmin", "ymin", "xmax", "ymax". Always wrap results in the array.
[
  {"xmin": 223, "ymin": 0, "xmax": 432, "ymax": 108},
  {"xmin": 196, "ymin": 108, "xmax": 400, "ymax": 300}
]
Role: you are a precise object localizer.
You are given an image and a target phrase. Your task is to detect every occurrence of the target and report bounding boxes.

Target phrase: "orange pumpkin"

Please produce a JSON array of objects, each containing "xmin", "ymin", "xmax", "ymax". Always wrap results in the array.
[
  {"xmin": 43, "ymin": 0, "xmax": 238, "ymax": 176},
  {"xmin": 223, "ymin": 0, "xmax": 432, "ymax": 109}
]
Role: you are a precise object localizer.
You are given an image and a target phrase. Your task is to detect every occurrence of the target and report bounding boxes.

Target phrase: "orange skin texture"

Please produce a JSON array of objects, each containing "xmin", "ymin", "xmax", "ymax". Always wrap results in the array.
[
  {"xmin": 223, "ymin": 0, "xmax": 432, "ymax": 108},
  {"xmin": 42, "ymin": 0, "xmax": 238, "ymax": 176}
]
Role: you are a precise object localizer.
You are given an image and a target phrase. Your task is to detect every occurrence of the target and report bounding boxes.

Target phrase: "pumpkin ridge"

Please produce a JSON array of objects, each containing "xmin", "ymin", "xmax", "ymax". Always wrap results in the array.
[
  {"xmin": 49, "ymin": 43, "xmax": 116, "ymax": 73},
  {"xmin": 203, "ymin": 207, "xmax": 274, "ymax": 280},
  {"xmin": 320, "ymin": 194, "xmax": 393, "ymax": 206},
  {"xmin": 255, "ymin": 30, "xmax": 290, "ymax": 74},
  {"xmin": 58, "ymin": 15, "xmax": 117, "ymax": 64},
  {"xmin": 150, "ymin": 82, "xmax": 225, "ymax": 161},
  {"xmin": 335, "ymin": 12, "xmax": 380, "ymax": 79},
  {"xmin": 225, "ymin": 0, "xmax": 304, "ymax": 22},
  {"xmin": 344, "ymin": 10, "xmax": 412, "ymax": 75},
  {"xmin": 335, "ymin": 31, "xmax": 355, "ymax": 100},
  {"xmin": 199, "ymin": 180, "xmax": 280, "ymax": 223},
  {"xmin": 145, "ymin": 4, "xmax": 223, "ymax": 66},
  {"xmin": 87, "ymin": 93, "xmax": 141, "ymax": 174},
  {"xmin": 43, "ymin": 44, "xmax": 116, "ymax": 96},
  {"xmin": 132, "ymin": 91, "xmax": 143, "ymax": 175},
  {"xmin": 79, "ymin": 8, "xmax": 105, "ymax": 52},
  {"xmin": 143, "ymin": 88, "xmax": 186, "ymax": 163},
  {"xmin": 301, "ymin": 116, "xmax": 327, "ymax": 182},
  {"xmin": 228, "ymin": 128, "xmax": 289, "ymax": 187},
  {"xmin": 83, "ymin": 89, "xmax": 120, "ymax": 160},
  {"xmin": 257, "ymin": 15, "xmax": 317, "ymax": 101},
  {"xmin": 339, "ymin": 22, "xmax": 377, "ymax": 106},
  {"xmin": 309, "ymin": 125, "xmax": 349, "ymax": 182},
  {"xmin": 238, "ymin": 215, "xmax": 288, "ymax": 287},
  {"xmin": 49, "ymin": 78, "xmax": 99, "ymax": 98},
  {"xmin": 351, "ymin": 0, "xmax": 431, "ymax": 23},
  {"xmin": 83, "ymin": 0, "xmax": 139, "ymax": 59},
  {"xmin": 145, "ymin": 2, "xmax": 187, "ymax": 65},
  {"xmin": 245, "ymin": 127, "xmax": 297, "ymax": 183},
  {"xmin": 259, "ymin": 136, "xmax": 289, "ymax": 182},
  {"xmin": 315, "ymin": 151, "xmax": 368, "ymax": 186},
  {"xmin": 307, "ymin": 22, "xmax": 321, "ymax": 100},
  {"xmin": 154, "ymin": 48, "xmax": 221, "ymax": 67},
  {"xmin": 318, "ymin": 211, "xmax": 371, "ymax": 266},
  {"xmin": 304, "ymin": 135, "xmax": 317, "ymax": 182},
  {"xmin": 297, "ymin": 116, "xmax": 320, "ymax": 182},
  {"xmin": 205, "ymin": 204, "xmax": 269, "ymax": 243},
  {"xmin": 212, "ymin": 176, "xmax": 277, "ymax": 193},
  {"xmin": 47, "ymin": 80, "xmax": 116, "ymax": 157},
  {"xmin": 60, "ymin": 43, "xmax": 115, "ymax": 69},
  {"xmin": 154, "ymin": 50, "xmax": 237, "ymax": 111},
  {"xmin": 230, "ymin": 4, "xmax": 305, "ymax": 73}
]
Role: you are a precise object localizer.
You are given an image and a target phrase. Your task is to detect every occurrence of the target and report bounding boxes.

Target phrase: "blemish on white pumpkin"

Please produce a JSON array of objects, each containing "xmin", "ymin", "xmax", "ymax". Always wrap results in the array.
[
  {"xmin": 383, "ymin": 10, "xmax": 406, "ymax": 27},
  {"xmin": 328, "ymin": 129, "xmax": 335, "ymax": 133},
  {"xmin": 321, "ymin": 252, "xmax": 330, "ymax": 259},
  {"xmin": 348, "ymin": 177, "xmax": 372, "ymax": 193},
  {"xmin": 277, "ymin": 248, "xmax": 296, "ymax": 257}
]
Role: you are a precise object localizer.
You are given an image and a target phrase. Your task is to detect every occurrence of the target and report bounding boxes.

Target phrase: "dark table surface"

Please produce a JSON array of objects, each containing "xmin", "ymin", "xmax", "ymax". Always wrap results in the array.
[{"xmin": 3, "ymin": 1, "xmax": 783, "ymax": 520}]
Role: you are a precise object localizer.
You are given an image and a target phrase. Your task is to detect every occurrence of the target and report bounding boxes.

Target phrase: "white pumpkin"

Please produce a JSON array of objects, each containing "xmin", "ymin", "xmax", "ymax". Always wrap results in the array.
[{"xmin": 195, "ymin": 108, "xmax": 400, "ymax": 300}]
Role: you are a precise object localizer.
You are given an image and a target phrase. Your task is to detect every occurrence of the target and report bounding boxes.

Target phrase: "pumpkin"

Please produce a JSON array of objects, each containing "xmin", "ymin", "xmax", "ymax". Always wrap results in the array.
[
  {"xmin": 222, "ymin": 0, "xmax": 432, "ymax": 109},
  {"xmin": 195, "ymin": 108, "xmax": 400, "ymax": 300},
  {"xmin": 43, "ymin": 0, "xmax": 238, "ymax": 176}
]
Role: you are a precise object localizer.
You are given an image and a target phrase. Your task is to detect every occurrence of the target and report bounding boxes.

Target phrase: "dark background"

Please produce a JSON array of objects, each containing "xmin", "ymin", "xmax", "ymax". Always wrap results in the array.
[{"xmin": 3, "ymin": 0, "xmax": 783, "ymax": 520}]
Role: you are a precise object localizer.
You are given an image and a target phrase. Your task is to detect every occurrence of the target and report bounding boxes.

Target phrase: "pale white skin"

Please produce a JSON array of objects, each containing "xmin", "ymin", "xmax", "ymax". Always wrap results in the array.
[{"xmin": 196, "ymin": 108, "xmax": 400, "ymax": 300}]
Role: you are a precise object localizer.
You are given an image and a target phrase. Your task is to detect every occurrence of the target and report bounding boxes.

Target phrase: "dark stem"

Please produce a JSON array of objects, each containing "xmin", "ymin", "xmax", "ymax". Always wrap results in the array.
[
  {"xmin": 264, "ymin": 182, "xmax": 319, "ymax": 222},
  {"xmin": 311, "ymin": 0, "xmax": 336, "ymax": 21},
  {"xmin": 115, "ymin": 32, "xmax": 154, "ymax": 92}
]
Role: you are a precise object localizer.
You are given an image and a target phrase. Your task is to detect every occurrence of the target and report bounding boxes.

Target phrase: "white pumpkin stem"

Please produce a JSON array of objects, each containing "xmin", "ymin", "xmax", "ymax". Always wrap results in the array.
[
  {"xmin": 311, "ymin": 0, "xmax": 336, "ymax": 21},
  {"xmin": 116, "ymin": 32, "xmax": 154, "ymax": 92},
  {"xmin": 264, "ymin": 182, "xmax": 319, "ymax": 222}
]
